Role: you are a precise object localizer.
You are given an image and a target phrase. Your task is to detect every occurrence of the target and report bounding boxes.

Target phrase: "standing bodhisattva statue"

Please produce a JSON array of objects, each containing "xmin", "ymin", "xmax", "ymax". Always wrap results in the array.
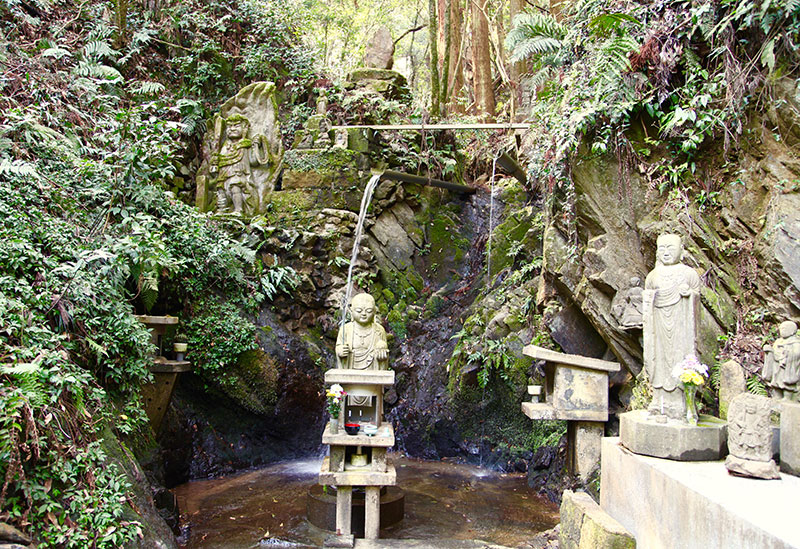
[
  {"xmin": 336, "ymin": 293, "xmax": 388, "ymax": 371},
  {"xmin": 763, "ymin": 320, "xmax": 800, "ymax": 401},
  {"xmin": 642, "ymin": 234, "xmax": 701, "ymax": 420}
]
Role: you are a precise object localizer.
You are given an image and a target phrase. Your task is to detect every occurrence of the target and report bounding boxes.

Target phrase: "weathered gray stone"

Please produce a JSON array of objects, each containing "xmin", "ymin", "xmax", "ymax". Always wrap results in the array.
[
  {"xmin": 196, "ymin": 82, "xmax": 283, "ymax": 215},
  {"xmin": 547, "ymin": 304, "xmax": 608, "ymax": 359},
  {"xmin": 560, "ymin": 490, "xmax": 635, "ymax": 549},
  {"xmin": 369, "ymin": 211, "xmax": 415, "ymax": 271},
  {"xmin": 601, "ymin": 437, "xmax": 800, "ymax": 548},
  {"xmin": 363, "ymin": 26, "xmax": 394, "ymax": 69},
  {"xmin": 643, "ymin": 234, "xmax": 701, "ymax": 420},
  {"xmin": 719, "ymin": 359, "xmax": 747, "ymax": 419},
  {"xmin": 619, "ymin": 410, "xmax": 727, "ymax": 461},
  {"xmin": 763, "ymin": 320, "xmax": 800, "ymax": 401},
  {"xmin": 781, "ymin": 401, "xmax": 800, "ymax": 476},
  {"xmin": 725, "ymin": 454, "xmax": 780, "ymax": 479}
]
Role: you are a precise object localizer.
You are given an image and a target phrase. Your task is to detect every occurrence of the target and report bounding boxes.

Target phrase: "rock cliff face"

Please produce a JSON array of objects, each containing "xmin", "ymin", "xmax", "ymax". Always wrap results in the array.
[{"xmin": 530, "ymin": 81, "xmax": 800, "ymax": 403}]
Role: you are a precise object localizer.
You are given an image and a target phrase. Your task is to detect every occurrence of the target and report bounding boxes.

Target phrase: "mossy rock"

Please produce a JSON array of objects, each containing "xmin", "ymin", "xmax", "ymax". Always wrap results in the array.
[{"xmin": 216, "ymin": 348, "xmax": 279, "ymax": 415}]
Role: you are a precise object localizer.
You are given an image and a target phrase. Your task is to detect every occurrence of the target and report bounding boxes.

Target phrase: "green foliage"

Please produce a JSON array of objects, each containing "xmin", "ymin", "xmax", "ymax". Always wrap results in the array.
[
  {"xmin": 509, "ymin": 0, "xmax": 800, "ymax": 216},
  {"xmin": 185, "ymin": 299, "xmax": 259, "ymax": 385}
]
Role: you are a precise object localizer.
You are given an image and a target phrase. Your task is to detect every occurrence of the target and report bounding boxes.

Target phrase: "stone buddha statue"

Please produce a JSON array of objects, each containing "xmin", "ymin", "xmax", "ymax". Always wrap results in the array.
[
  {"xmin": 336, "ymin": 292, "xmax": 388, "ymax": 371},
  {"xmin": 336, "ymin": 293, "xmax": 389, "ymax": 411},
  {"xmin": 642, "ymin": 234, "xmax": 701, "ymax": 420}
]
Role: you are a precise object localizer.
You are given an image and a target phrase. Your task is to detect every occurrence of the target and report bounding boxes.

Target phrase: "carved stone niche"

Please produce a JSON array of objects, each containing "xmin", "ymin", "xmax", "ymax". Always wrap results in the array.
[{"xmin": 195, "ymin": 82, "xmax": 284, "ymax": 216}]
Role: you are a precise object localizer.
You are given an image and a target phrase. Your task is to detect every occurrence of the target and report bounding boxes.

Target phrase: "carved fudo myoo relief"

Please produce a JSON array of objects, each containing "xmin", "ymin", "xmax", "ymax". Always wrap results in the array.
[{"xmin": 196, "ymin": 82, "xmax": 284, "ymax": 216}]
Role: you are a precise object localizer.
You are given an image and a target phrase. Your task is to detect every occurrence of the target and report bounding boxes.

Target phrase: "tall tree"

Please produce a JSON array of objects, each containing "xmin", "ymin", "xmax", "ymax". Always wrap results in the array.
[
  {"xmin": 508, "ymin": 0, "xmax": 525, "ymax": 120},
  {"xmin": 439, "ymin": 0, "xmax": 466, "ymax": 113},
  {"xmin": 471, "ymin": 0, "xmax": 495, "ymax": 118},
  {"xmin": 429, "ymin": 0, "xmax": 442, "ymax": 116}
]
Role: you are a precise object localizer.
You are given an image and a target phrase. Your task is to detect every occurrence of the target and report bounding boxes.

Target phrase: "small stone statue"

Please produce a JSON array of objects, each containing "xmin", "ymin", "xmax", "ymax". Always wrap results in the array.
[
  {"xmin": 725, "ymin": 393, "xmax": 780, "ymax": 479},
  {"xmin": 611, "ymin": 276, "xmax": 644, "ymax": 329},
  {"xmin": 763, "ymin": 320, "xmax": 800, "ymax": 402},
  {"xmin": 336, "ymin": 293, "xmax": 388, "ymax": 371},
  {"xmin": 642, "ymin": 234, "xmax": 701, "ymax": 420}
]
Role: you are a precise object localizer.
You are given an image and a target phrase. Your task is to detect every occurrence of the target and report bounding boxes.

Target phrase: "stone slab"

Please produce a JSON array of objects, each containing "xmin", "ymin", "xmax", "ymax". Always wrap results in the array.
[
  {"xmin": 325, "ymin": 534, "xmax": 355, "ymax": 548},
  {"xmin": 134, "ymin": 315, "xmax": 179, "ymax": 325},
  {"xmin": 560, "ymin": 490, "xmax": 635, "ymax": 549},
  {"xmin": 780, "ymin": 401, "xmax": 800, "ymax": 476},
  {"xmin": 323, "ymin": 422, "xmax": 395, "ymax": 447},
  {"xmin": 620, "ymin": 410, "xmax": 727, "ymax": 461},
  {"xmin": 353, "ymin": 541, "xmax": 510, "ymax": 549},
  {"xmin": 523, "ymin": 345, "xmax": 620, "ymax": 372},
  {"xmin": 319, "ymin": 457, "xmax": 396, "ymax": 486},
  {"xmin": 326, "ymin": 369, "xmax": 395, "ymax": 386},
  {"xmin": 522, "ymin": 402, "xmax": 558, "ymax": 420},
  {"xmin": 725, "ymin": 454, "xmax": 780, "ymax": 479},
  {"xmin": 568, "ymin": 422, "xmax": 604, "ymax": 481},
  {"xmin": 149, "ymin": 359, "xmax": 192, "ymax": 373},
  {"xmin": 553, "ymin": 366, "xmax": 610, "ymax": 421},
  {"xmin": 601, "ymin": 437, "xmax": 800, "ymax": 548}
]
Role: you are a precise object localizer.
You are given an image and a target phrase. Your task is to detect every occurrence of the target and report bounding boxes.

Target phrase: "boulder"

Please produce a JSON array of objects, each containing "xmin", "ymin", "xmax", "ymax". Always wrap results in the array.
[{"xmin": 363, "ymin": 26, "xmax": 394, "ymax": 69}]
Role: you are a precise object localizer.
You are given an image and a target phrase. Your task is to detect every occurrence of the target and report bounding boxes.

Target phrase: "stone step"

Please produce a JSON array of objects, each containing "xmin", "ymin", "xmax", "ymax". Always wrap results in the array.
[{"xmin": 353, "ymin": 539, "xmax": 511, "ymax": 549}]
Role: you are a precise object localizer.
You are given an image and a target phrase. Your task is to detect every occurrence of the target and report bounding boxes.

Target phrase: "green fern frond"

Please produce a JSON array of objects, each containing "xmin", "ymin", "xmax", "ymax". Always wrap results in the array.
[
  {"xmin": 82, "ymin": 40, "xmax": 120, "ymax": 61},
  {"xmin": 41, "ymin": 46, "xmax": 72, "ymax": 60},
  {"xmin": 595, "ymin": 34, "xmax": 639, "ymax": 86},
  {"xmin": 74, "ymin": 61, "xmax": 124, "ymax": 82},
  {"xmin": 0, "ymin": 158, "xmax": 40, "ymax": 179},
  {"xmin": 506, "ymin": 12, "xmax": 566, "ymax": 63},
  {"xmin": 130, "ymin": 81, "xmax": 166, "ymax": 96},
  {"xmin": 746, "ymin": 375, "xmax": 768, "ymax": 396}
]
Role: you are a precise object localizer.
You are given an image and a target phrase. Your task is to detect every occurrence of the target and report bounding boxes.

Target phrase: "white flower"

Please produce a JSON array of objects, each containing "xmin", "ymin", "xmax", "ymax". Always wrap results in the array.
[{"xmin": 330, "ymin": 383, "xmax": 344, "ymax": 396}]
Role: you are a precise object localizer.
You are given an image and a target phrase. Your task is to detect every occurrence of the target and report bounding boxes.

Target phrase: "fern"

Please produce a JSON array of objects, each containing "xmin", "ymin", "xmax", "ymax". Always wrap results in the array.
[
  {"xmin": 0, "ymin": 158, "xmax": 40, "ymax": 179},
  {"xmin": 130, "ymin": 81, "xmax": 166, "ymax": 96},
  {"xmin": 746, "ymin": 374, "xmax": 768, "ymax": 396},
  {"xmin": 505, "ymin": 12, "xmax": 567, "ymax": 64},
  {"xmin": 74, "ymin": 61, "xmax": 124, "ymax": 82},
  {"xmin": 589, "ymin": 13, "xmax": 642, "ymax": 37},
  {"xmin": 82, "ymin": 40, "xmax": 120, "ymax": 61},
  {"xmin": 594, "ymin": 34, "xmax": 639, "ymax": 87}
]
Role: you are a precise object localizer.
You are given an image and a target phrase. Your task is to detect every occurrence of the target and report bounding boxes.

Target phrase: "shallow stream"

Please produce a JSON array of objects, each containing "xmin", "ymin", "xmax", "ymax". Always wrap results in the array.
[{"xmin": 173, "ymin": 456, "xmax": 559, "ymax": 548}]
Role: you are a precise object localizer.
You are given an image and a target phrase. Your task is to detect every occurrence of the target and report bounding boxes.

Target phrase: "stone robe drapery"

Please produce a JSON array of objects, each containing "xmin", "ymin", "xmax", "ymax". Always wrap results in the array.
[
  {"xmin": 642, "ymin": 263, "xmax": 701, "ymax": 392},
  {"xmin": 335, "ymin": 321, "xmax": 388, "ymax": 371}
]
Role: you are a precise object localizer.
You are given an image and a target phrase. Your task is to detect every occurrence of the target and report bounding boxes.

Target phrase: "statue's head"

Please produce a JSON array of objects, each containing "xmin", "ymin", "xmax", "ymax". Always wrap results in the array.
[
  {"xmin": 630, "ymin": 276, "xmax": 641, "ymax": 287},
  {"xmin": 779, "ymin": 320, "xmax": 797, "ymax": 339},
  {"xmin": 656, "ymin": 234, "xmax": 683, "ymax": 266},
  {"xmin": 225, "ymin": 113, "xmax": 250, "ymax": 140},
  {"xmin": 350, "ymin": 293, "xmax": 376, "ymax": 326}
]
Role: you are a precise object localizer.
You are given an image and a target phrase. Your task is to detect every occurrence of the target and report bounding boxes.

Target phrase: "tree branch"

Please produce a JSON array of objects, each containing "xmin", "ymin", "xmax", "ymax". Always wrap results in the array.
[{"xmin": 394, "ymin": 24, "xmax": 427, "ymax": 45}]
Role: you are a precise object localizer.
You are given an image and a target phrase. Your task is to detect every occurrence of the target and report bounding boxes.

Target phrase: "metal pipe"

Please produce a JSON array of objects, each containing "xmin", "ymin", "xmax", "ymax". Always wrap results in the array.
[{"xmin": 496, "ymin": 152, "xmax": 527, "ymax": 185}]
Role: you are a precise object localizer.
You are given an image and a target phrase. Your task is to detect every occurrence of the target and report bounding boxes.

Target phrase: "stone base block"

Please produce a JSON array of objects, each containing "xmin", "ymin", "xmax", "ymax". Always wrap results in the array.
[
  {"xmin": 601, "ymin": 437, "xmax": 800, "ymax": 548},
  {"xmin": 725, "ymin": 455, "xmax": 780, "ymax": 479},
  {"xmin": 620, "ymin": 410, "xmax": 727, "ymax": 461},
  {"xmin": 780, "ymin": 401, "xmax": 800, "ymax": 476},
  {"xmin": 560, "ymin": 490, "xmax": 635, "ymax": 549},
  {"xmin": 325, "ymin": 533, "xmax": 355, "ymax": 548}
]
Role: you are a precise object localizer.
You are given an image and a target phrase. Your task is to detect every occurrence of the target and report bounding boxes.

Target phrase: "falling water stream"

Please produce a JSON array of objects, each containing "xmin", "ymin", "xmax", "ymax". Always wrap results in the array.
[{"xmin": 340, "ymin": 172, "xmax": 382, "ymax": 327}]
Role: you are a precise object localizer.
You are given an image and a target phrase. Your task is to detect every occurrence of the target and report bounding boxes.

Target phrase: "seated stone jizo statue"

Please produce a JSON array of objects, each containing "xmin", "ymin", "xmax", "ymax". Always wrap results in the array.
[
  {"xmin": 642, "ymin": 234, "xmax": 701, "ymax": 420},
  {"xmin": 336, "ymin": 293, "xmax": 389, "ymax": 418}
]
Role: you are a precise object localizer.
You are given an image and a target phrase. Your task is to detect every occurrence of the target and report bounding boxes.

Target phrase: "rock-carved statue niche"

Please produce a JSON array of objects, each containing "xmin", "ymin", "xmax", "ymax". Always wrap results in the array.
[
  {"xmin": 611, "ymin": 276, "xmax": 644, "ymax": 330},
  {"xmin": 196, "ymin": 82, "xmax": 284, "ymax": 216}
]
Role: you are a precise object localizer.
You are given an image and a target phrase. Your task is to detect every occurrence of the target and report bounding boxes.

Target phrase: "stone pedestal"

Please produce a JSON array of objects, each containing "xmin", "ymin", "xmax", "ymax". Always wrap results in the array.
[
  {"xmin": 320, "ymin": 369, "xmax": 400, "ymax": 543},
  {"xmin": 619, "ymin": 410, "xmax": 727, "ymax": 461},
  {"xmin": 601, "ymin": 437, "xmax": 800, "ymax": 548},
  {"xmin": 781, "ymin": 401, "xmax": 800, "ymax": 476}
]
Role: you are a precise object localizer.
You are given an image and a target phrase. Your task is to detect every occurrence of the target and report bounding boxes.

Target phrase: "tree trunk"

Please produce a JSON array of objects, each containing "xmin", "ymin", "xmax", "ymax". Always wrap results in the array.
[
  {"xmin": 508, "ymin": 0, "xmax": 525, "ymax": 120},
  {"xmin": 429, "ymin": 0, "xmax": 441, "ymax": 117},
  {"xmin": 471, "ymin": 0, "xmax": 495, "ymax": 119},
  {"xmin": 446, "ymin": 0, "xmax": 466, "ymax": 113}
]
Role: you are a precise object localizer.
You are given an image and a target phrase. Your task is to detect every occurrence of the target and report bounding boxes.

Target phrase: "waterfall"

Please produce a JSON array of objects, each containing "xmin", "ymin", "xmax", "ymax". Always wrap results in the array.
[{"xmin": 340, "ymin": 172, "xmax": 382, "ymax": 326}]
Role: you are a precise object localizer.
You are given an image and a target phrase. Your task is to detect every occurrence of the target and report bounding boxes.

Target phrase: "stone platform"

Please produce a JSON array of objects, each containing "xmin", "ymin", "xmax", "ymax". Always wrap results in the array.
[
  {"xmin": 601, "ymin": 437, "xmax": 800, "ymax": 548},
  {"xmin": 620, "ymin": 410, "xmax": 727, "ymax": 461}
]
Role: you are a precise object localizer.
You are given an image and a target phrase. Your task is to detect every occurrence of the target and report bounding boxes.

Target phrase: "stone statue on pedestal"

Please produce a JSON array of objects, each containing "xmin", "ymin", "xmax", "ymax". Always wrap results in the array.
[
  {"xmin": 725, "ymin": 393, "xmax": 780, "ymax": 479},
  {"xmin": 336, "ymin": 293, "xmax": 388, "ymax": 371},
  {"xmin": 642, "ymin": 234, "xmax": 701, "ymax": 420},
  {"xmin": 763, "ymin": 320, "xmax": 800, "ymax": 402}
]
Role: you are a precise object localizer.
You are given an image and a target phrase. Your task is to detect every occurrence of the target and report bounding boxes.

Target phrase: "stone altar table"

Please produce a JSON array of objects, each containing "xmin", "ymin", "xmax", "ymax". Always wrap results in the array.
[{"xmin": 521, "ymin": 344, "xmax": 620, "ymax": 480}]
